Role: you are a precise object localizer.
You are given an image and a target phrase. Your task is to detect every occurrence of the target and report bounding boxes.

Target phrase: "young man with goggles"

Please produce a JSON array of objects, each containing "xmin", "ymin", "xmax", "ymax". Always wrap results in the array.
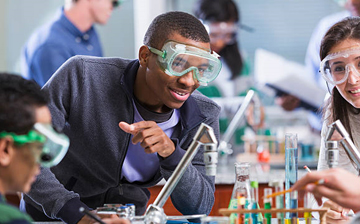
[
  {"xmin": 0, "ymin": 74, "xmax": 129, "ymax": 224},
  {"xmin": 148, "ymin": 40, "xmax": 221, "ymax": 86},
  {"xmin": 23, "ymin": 11, "xmax": 222, "ymax": 223}
]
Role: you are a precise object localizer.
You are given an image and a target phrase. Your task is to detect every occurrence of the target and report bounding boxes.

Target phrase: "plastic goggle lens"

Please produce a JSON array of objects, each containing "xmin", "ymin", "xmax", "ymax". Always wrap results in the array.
[
  {"xmin": 321, "ymin": 52, "xmax": 360, "ymax": 85},
  {"xmin": 148, "ymin": 41, "xmax": 221, "ymax": 85},
  {"xmin": 0, "ymin": 124, "xmax": 69, "ymax": 167},
  {"xmin": 170, "ymin": 54, "xmax": 217, "ymax": 81}
]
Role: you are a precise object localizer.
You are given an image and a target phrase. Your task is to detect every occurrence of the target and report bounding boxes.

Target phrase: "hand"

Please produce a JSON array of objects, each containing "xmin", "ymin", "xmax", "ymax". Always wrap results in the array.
[
  {"xmin": 322, "ymin": 200, "xmax": 350, "ymax": 224},
  {"xmin": 291, "ymin": 168, "xmax": 360, "ymax": 212},
  {"xmin": 275, "ymin": 94, "xmax": 300, "ymax": 111},
  {"xmin": 119, "ymin": 121, "xmax": 175, "ymax": 158}
]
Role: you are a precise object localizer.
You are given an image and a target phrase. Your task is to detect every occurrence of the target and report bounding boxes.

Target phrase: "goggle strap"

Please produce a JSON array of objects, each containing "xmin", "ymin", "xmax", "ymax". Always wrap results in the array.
[
  {"xmin": 148, "ymin": 46, "xmax": 166, "ymax": 59},
  {"xmin": 0, "ymin": 130, "xmax": 46, "ymax": 145}
]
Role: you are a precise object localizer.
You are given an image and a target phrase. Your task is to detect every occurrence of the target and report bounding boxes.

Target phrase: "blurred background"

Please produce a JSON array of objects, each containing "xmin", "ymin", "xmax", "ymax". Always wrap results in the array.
[{"xmin": 0, "ymin": 0, "xmax": 342, "ymax": 74}]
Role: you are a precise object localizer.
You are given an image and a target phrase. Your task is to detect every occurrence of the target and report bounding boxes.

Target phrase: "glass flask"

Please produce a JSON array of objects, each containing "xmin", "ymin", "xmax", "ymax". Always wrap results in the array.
[{"xmin": 229, "ymin": 162, "xmax": 252, "ymax": 224}]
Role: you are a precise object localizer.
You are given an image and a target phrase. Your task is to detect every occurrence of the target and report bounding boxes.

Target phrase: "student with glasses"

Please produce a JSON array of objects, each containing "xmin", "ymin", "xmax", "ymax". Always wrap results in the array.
[
  {"xmin": 315, "ymin": 16, "xmax": 360, "ymax": 223},
  {"xmin": 21, "ymin": 0, "xmax": 121, "ymax": 87}
]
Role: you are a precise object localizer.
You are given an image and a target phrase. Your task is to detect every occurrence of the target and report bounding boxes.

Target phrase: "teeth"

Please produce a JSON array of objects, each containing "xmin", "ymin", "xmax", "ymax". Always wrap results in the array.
[
  {"xmin": 350, "ymin": 89, "xmax": 360, "ymax": 94},
  {"xmin": 174, "ymin": 90, "xmax": 186, "ymax": 96}
]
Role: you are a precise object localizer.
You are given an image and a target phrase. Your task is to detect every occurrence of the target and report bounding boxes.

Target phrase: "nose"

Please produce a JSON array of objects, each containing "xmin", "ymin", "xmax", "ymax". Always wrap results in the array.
[
  {"xmin": 347, "ymin": 66, "xmax": 360, "ymax": 84},
  {"xmin": 178, "ymin": 70, "xmax": 197, "ymax": 86}
]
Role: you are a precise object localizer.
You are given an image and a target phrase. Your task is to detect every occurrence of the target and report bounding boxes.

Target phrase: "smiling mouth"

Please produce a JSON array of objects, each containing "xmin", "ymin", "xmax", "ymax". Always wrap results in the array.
[
  {"xmin": 350, "ymin": 89, "xmax": 360, "ymax": 94},
  {"xmin": 172, "ymin": 89, "xmax": 188, "ymax": 96}
]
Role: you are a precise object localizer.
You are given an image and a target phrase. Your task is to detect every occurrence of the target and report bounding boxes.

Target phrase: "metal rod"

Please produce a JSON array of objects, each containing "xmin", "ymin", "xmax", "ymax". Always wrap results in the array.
[
  {"xmin": 327, "ymin": 120, "xmax": 360, "ymax": 174},
  {"xmin": 218, "ymin": 90, "xmax": 261, "ymax": 153},
  {"xmin": 152, "ymin": 123, "xmax": 217, "ymax": 208}
]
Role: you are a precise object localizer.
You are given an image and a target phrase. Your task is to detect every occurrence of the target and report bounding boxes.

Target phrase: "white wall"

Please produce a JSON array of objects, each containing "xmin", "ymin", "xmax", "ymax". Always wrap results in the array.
[{"xmin": 0, "ymin": 1, "xmax": 7, "ymax": 71}]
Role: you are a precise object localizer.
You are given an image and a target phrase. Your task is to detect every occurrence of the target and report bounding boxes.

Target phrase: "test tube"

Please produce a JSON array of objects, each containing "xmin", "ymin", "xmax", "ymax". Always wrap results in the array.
[
  {"xmin": 303, "ymin": 192, "xmax": 312, "ymax": 224},
  {"xmin": 250, "ymin": 180, "xmax": 259, "ymax": 224},
  {"xmin": 263, "ymin": 188, "xmax": 272, "ymax": 224},
  {"xmin": 269, "ymin": 180, "xmax": 284, "ymax": 224},
  {"xmin": 285, "ymin": 133, "xmax": 298, "ymax": 219},
  {"xmin": 290, "ymin": 191, "xmax": 298, "ymax": 224}
]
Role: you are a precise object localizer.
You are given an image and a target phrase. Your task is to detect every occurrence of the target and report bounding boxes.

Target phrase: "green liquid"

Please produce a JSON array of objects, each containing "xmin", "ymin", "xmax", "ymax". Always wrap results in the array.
[{"xmin": 264, "ymin": 202, "xmax": 271, "ymax": 224}]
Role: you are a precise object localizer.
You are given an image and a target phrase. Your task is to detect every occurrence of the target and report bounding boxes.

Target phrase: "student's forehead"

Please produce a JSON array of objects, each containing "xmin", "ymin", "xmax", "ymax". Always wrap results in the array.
[{"xmin": 162, "ymin": 33, "xmax": 210, "ymax": 50}]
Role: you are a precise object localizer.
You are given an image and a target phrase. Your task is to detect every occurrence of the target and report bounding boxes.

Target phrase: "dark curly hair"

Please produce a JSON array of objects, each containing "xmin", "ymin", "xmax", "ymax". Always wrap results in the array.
[
  {"xmin": 0, "ymin": 73, "xmax": 48, "ymax": 135},
  {"xmin": 143, "ymin": 11, "xmax": 210, "ymax": 49}
]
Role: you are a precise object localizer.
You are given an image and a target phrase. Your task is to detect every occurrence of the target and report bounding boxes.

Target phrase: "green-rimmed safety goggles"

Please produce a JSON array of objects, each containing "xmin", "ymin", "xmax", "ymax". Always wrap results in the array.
[
  {"xmin": 0, "ymin": 123, "xmax": 69, "ymax": 167},
  {"xmin": 148, "ymin": 41, "xmax": 222, "ymax": 86}
]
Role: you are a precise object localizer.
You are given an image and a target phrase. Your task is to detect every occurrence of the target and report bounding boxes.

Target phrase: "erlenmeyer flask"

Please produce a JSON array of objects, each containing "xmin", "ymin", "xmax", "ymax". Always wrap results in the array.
[{"xmin": 229, "ymin": 162, "xmax": 251, "ymax": 224}]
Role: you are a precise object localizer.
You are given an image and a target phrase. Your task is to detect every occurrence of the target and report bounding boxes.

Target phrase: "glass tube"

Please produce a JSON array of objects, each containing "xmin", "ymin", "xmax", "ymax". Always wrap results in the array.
[
  {"xmin": 269, "ymin": 180, "xmax": 284, "ymax": 224},
  {"xmin": 304, "ymin": 192, "xmax": 312, "ymax": 224},
  {"xmin": 250, "ymin": 181, "xmax": 259, "ymax": 224},
  {"xmin": 285, "ymin": 133, "xmax": 298, "ymax": 219},
  {"xmin": 263, "ymin": 188, "xmax": 272, "ymax": 224}
]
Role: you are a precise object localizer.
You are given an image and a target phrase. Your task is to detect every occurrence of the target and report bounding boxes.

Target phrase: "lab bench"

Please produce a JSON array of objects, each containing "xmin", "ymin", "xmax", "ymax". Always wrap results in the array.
[{"xmin": 147, "ymin": 159, "xmax": 314, "ymax": 216}]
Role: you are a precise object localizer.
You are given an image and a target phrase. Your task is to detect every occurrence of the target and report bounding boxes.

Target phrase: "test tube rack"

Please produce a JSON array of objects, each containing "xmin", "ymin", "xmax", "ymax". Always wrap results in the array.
[{"xmin": 218, "ymin": 207, "xmax": 328, "ymax": 224}]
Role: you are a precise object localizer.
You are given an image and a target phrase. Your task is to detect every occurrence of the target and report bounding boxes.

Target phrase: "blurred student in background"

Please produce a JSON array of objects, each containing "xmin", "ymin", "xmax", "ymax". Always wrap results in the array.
[
  {"xmin": 21, "ymin": 0, "xmax": 120, "ymax": 86},
  {"xmin": 193, "ymin": 0, "xmax": 251, "ymax": 97}
]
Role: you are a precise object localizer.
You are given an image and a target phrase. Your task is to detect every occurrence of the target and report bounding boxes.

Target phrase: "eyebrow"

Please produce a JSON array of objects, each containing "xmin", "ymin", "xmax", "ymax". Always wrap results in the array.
[{"xmin": 332, "ymin": 56, "xmax": 360, "ymax": 65}]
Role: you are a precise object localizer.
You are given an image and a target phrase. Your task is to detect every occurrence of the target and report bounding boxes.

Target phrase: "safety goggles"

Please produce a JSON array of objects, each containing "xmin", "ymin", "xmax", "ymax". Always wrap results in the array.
[
  {"xmin": 320, "ymin": 47, "xmax": 360, "ymax": 85},
  {"xmin": 204, "ymin": 22, "xmax": 238, "ymax": 45},
  {"xmin": 0, "ymin": 123, "xmax": 69, "ymax": 167},
  {"xmin": 148, "ymin": 41, "xmax": 222, "ymax": 86}
]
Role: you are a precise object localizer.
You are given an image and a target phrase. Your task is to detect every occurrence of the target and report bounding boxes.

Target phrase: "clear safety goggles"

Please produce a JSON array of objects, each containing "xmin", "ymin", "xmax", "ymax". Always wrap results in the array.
[
  {"xmin": 148, "ymin": 41, "xmax": 222, "ymax": 86},
  {"xmin": 204, "ymin": 22, "xmax": 238, "ymax": 45},
  {"xmin": 0, "ymin": 123, "xmax": 69, "ymax": 167},
  {"xmin": 320, "ymin": 48, "xmax": 360, "ymax": 85}
]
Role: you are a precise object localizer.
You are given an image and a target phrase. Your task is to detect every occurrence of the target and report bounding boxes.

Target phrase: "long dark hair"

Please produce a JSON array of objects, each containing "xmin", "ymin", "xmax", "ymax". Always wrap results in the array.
[
  {"xmin": 193, "ymin": 0, "xmax": 243, "ymax": 80},
  {"xmin": 320, "ymin": 17, "xmax": 360, "ymax": 142}
]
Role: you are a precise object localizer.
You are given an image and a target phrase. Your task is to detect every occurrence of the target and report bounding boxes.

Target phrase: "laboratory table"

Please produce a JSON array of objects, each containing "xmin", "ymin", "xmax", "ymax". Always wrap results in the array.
[{"xmin": 147, "ymin": 160, "xmax": 313, "ymax": 216}]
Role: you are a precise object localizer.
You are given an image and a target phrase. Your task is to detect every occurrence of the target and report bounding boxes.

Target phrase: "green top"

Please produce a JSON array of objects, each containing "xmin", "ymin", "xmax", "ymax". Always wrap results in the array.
[{"xmin": 250, "ymin": 180, "xmax": 259, "ymax": 188}]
